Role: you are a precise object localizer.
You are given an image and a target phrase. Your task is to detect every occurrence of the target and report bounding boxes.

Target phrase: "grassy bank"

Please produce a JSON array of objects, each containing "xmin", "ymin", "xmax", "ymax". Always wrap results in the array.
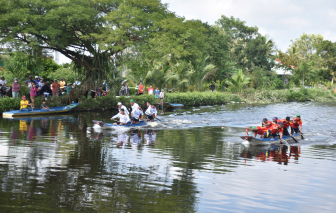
[{"xmin": 0, "ymin": 87, "xmax": 335, "ymax": 113}]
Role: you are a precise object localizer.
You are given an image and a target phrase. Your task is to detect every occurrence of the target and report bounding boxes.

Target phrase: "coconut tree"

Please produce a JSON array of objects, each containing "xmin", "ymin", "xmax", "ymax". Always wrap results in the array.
[
  {"xmin": 225, "ymin": 69, "xmax": 251, "ymax": 93},
  {"xmin": 187, "ymin": 56, "xmax": 216, "ymax": 91}
]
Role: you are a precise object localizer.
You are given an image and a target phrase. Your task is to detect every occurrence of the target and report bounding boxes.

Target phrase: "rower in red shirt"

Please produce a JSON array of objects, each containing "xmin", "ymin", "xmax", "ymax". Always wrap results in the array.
[
  {"xmin": 262, "ymin": 118, "xmax": 273, "ymax": 129},
  {"xmin": 281, "ymin": 116, "xmax": 291, "ymax": 136},
  {"xmin": 270, "ymin": 122, "xmax": 284, "ymax": 141},
  {"xmin": 290, "ymin": 114, "xmax": 302, "ymax": 136}
]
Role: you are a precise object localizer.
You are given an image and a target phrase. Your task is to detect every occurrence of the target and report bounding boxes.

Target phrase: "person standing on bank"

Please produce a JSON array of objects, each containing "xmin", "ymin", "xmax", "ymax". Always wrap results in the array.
[
  {"xmin": 209, "ymin": 82, "xmax": 215, "ymax": 92},
  {"xmin": 12, "ymin": 78, "xmax": 21, "ymax": 98},
  {"xmin": 138, "ymin": 82, "xmax": 144, "ymax": 95},
  {"xmin": 148, "ymin": 84, "xmax": 154, "ymax": 95}
]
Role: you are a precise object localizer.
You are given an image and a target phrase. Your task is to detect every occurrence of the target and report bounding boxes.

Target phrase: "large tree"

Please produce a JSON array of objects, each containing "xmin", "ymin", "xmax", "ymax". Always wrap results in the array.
[{"xmin": 0, "ymin": 0, "xmax": 175, "ymax": 83}]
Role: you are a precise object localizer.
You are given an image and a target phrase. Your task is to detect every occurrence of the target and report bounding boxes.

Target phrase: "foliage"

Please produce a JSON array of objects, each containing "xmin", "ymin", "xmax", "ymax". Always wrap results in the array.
[
  {"xmin": 4, "ymin": 52, "xmax": 60, "ymax": 82},
  {"xmin": 225, "ymin": 70, "xmax": 251, "ymax": 93},
  {"xmin": 48, "ymin": 68, "xmax": 79, "ymax": 84}
]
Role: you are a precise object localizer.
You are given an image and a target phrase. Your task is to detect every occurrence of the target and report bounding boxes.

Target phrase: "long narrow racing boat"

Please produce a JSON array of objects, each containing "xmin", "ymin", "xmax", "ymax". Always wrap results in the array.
[
  {"xmin": 93, "ymin": 120, "xmax": 157, "ymax": 129},
  {"xmin": 240, "ymin": 133, "xmax": 303, "ymax": 145},
  {"xmin": 2, "ymin": 103, "xmax": 79, "ymax": 118}
]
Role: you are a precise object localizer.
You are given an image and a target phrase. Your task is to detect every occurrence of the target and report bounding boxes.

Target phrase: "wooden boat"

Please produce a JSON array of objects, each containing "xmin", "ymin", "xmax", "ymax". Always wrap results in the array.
[
  {"xmin": 240, "ymin": 133, "xmax": 303, "ymax": 146},
  {"xmin": 163, "ymin": 102, "xmax": 184, "ymax": 107},
  {"xmin": 93, "ymin": 120, "xmax": 157, "ymax": 129},
  {"xmin": 2, "ymin": 103, "xmax": 79, "ymax": 118}
]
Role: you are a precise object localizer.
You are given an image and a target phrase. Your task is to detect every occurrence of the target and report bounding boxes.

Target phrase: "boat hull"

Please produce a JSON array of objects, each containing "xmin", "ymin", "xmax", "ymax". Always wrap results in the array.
[
  {"xmin": 2, "ymin": 103, "xmax": 79, "ymax": 118},
  {"xmin": 240, "ymin": 133, "xmax": 302, "ymax": 145}
]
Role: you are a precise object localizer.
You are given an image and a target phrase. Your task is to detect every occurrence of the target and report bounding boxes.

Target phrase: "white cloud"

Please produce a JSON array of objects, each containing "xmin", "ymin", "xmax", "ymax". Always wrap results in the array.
[{"xmin": 162, "ymin": 0, "xmax": 336, "ymax": 51}]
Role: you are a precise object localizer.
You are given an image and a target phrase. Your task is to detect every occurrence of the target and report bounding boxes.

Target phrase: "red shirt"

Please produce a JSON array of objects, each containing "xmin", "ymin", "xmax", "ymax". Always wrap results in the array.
[
  {"xmin": 264, "ymin": 121, "xmax": 273, "ymax": 129},
  {"xmin": 290, "ymin": 118, "xmax": 302, "ymax": 129},
  {"xmin": 256, "ymin": 126, "xmax": 268, "ymax": 135},
  {"xmin": 282, "ymin": 119, "xmax": 290, "ymax": 128},
  {"xmin": 270, "ymin": 124, "xmax": 283, "ymax": 134},
  {"xmin": 138, "ymin": 85, "xmax": 143, "ymax": 93}
]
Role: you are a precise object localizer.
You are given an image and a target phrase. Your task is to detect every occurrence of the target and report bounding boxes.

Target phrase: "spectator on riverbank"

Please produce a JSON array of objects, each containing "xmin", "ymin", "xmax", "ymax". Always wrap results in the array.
[
  {"xmin": 138, "ymin": 82, "xmax": 144, "ymax": 95},
  {"xmin": 52, "ymin": 79, "xmax": 59, "ymax": 96},
  {"xmin": 60, "ymin": 78, "xmax": 66, "ymax": 93},
  {"xmin": 159, "ymin": 89, "xmax": 164, "ymax": 104},
  {"xmin": 12, "ymin": 78, "xmax": 21, "ymax": 98},
  {"xmin": 40, "ymin": 81, "xmax": 52, "ymax": 99},
  {"xmin": 25, "ymin": 76, "xmax": 35, "ymax": 87},
  {"xmin": 74, "ymin": 78, "xmax": 81, "ymax": 87},
  {"xmin": 67, "ymin": 83, "xmax": 73, "ymax": 95},
  {"xmin": 34, "ymin": 76, "xmax": 40, "ymax": 85},
  {"xmin": 155, "ymin": 87, "xmax": 160, "ymax": 104},
  {"xmin": 209, "ymin": 82, "xmax": 215, "ymax": 92},
  {"xmin": 148, "ymin": 84, "xmax": 154, "ymax": 95},
  {"xmin": 30, "ymin": 82, "xmax": 39, "ymax": 108},
  {"xmin": 0, "ymin": 76, "xmax": 7, "ymax": 86}
]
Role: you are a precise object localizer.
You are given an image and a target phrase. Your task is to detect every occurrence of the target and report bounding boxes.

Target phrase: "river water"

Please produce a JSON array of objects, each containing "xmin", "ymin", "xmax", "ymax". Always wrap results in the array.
[{"xmin": 0, "ymin": 102, "xmax": 335, "ymax": 212}]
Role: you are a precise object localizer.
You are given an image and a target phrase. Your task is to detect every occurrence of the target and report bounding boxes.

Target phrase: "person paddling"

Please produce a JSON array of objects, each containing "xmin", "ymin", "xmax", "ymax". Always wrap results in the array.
[
  {"xmin": 117, "ymin": 102, "xmax": 129, "ymax": 115},
  {"xmin": 290, "ymin": 115, "xmax": 302, "ymax": 136},
  {"xmin": 131, "ymin": 105, "xmax": 143, "ymax": 124},
  {"xmin": 111, "ymin": 109, "xmax": 130, "ymax": 125},
  {"xmin": 145, "ymin": 102, "xmax": 157, "ymax": 122},
  {"xmin": 281, "ymin": 116, "xmax": 291, "ymax": 136},
  {"xmin": 130, "ymin": 99, "xmax": 139, "ymax": 113}
]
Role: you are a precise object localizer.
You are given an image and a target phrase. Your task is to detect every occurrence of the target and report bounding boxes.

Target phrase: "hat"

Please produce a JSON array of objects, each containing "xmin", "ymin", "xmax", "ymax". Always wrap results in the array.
[
  {"xmin": 14, "ymin": 78, "xmax": 18, "ymax": 80},
  {"xmin": 22, "ymin": 95, "xmax": 26, "ymax": 98},
  {"xmin": 272, "ymin": 117, "xmax": 278, "ymax": 121},
  {"xmin": 296, "ymin": 114, "xmax": 300, "ymax": 117},
  {"xmin": 35, "ymin": 76, "xmax": 38, "ymax": 78},
  {"xmin": 130, "ymin": 99, "xmax": 134, "ymax": 102},
  {"xmin": 117, "ymin": 102, "xmax": 122, "ymax": 105}
]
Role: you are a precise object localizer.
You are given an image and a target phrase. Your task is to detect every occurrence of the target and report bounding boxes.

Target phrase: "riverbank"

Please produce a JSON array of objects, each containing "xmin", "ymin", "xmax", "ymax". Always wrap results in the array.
[{"xmin": 0, "ymin": 87, "xmax": 335, "ymax": 113}]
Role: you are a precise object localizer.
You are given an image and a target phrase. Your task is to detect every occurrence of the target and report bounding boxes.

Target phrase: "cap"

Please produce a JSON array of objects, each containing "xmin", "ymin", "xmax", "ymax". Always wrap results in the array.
[
  {"xmin": 130, "ymin": 99, "xmax": 134, "ymax": 102},
  {"xmin": 22, "ymin": 95, "xmax": 26, "ymax": 98},
  {"xmin": 251, "ymin": 126, "xmax": 257, "ymax": 129},
  {"xmin": 296, "ymin": 114, "xmax": 300, "ymax": 117},
  {"xmin": 14, "ymin": 78, "xmax": 18, "ymax": 80},
  {"xmin": 117, "ymin": 102, "xmax": 122, "ymax": 105},
  {"xmin": 35, "ymin": 76, "xmax": 38, "ymax": 78},
  {"xmin": 262, "ymin": 118, "xmax": 268, "ymax": 122},
  {"xmin": 272, "ymin": 117, "xmax": 278, "ymax": 121},
  {"xmin": 1, "ymin": 76, "xmax": 4, "ymax": 78}
]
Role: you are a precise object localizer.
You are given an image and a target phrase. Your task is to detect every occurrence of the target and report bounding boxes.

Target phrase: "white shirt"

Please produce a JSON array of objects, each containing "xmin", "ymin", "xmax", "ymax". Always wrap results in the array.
[
  {"xmin": 0, "ymin": 80, "xmax": 7, "ymax": 85},
  {"xmin": 148, "ymin": 87, "xmax": 153, "ymax": 95},
  {"xmin": 131, "ymin": 103, "xmax": 139, "ymax": 113},
  {"xmin": 38, "ymin": 82, "xmax": 44, "ymax": 88},
  {"xmin": 118, "ymin": 105, "xmax": 129, "ymax": 115},
  {"xmin": 159, "ymin": 91, "xmax": 164, "ymax": 98},
  {"xmin": 112, "ymin": 113, "xmax": 130, "ymax": 123},
  {"xmin": 145, "ymin": 105, "xmax": 157, "ymax": 116},
  {"xmin": 132, "ymin": 108, "xmax": 143, "ymax": 119},
  {"xmin": 74, "ymin": 80, "xmax": 81, "ymax": 86}
]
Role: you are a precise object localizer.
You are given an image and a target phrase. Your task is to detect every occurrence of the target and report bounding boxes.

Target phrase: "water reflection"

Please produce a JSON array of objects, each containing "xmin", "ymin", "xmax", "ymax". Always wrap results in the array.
[{"xmin": 241, "ymin": 145, "xmax": 301, "ymax": 165}]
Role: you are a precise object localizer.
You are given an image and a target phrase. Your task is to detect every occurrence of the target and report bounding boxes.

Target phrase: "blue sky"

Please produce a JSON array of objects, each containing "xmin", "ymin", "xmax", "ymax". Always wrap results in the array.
[{"xmin": 162, "ymin": 0, "xmax": 336, "ymax": 51}]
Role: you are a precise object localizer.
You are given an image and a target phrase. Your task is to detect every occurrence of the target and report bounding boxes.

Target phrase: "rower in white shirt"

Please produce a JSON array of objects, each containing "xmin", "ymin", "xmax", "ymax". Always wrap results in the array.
[
  {"xmin": 131, "ymin": 104, "xmax": 144, "ymax": 124},
  {"xmin": 145, "ymin": 101, "xmax": 157, "ymax": 122},
  {"xmin": 111, "ymin": 109, "xmax": 130, "ymax": 125},
  {"xmin": 130, "ymin": 99, "xmax": 139, "ymax": 113},
  {"xmin": 117, "ymin": 102, "xmax": 129, "ymax": 115}
]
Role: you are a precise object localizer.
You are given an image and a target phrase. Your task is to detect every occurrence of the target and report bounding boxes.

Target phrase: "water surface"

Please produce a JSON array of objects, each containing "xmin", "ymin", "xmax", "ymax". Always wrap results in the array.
[{"xmin": 0, "ymin": 102, "xmax": 335, "ymax": 212}]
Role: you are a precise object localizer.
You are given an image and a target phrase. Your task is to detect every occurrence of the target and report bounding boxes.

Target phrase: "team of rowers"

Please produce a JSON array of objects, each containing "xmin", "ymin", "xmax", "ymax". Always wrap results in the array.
[
  {"xmin": 247, "ymin": 115, "xmax": 303, "ymax": 141},
  {"xmin": 110, "ymin": 100, "xmax": 157, "ymax": 125}
]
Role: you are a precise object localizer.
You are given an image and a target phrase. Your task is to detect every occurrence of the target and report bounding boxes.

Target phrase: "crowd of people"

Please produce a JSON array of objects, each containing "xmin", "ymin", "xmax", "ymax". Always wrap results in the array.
[
  {"xmin": 247, "ymin": 115, "xmax": 303, "ymax": 141},
  {"xmin": 136, "ymin": 82, "xmax": 165, "ymax": 104},
  {"xmin": 110, "ymin": 100, "xmax": 158, "ymax": 125}
]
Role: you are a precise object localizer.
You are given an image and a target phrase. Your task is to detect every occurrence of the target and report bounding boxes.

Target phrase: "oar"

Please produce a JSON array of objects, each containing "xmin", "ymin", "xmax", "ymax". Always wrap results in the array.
[
  {"xmin": 300, "ymin": 133, "xmax": 304, "ymax": 139},
  {"xmin": 289, "ymin": 135, "xmax": 298, "ymax": 143}
]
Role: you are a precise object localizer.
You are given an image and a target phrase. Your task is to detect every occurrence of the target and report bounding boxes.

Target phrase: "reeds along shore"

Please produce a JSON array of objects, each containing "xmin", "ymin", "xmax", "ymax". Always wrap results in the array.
[{"xmin": 0, "ymin": 87, "xmax": 335, "ymax": 113}]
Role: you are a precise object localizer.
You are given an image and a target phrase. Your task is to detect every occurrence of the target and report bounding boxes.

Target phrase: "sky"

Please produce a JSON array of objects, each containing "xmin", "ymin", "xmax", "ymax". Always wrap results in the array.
[{"xmin": 161, "ymin": 0, "xmax": 336, "ymax": 51}]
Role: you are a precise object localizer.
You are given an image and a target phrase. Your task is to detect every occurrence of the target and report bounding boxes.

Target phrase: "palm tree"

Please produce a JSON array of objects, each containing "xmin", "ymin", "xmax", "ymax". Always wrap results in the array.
[
  {"xmin": 225, "ymin": 69, "xmax": 251, "ymax": 93},
  {"xmin": 187, "ymin": 56, "xmax": 216, "ymax": 91}
]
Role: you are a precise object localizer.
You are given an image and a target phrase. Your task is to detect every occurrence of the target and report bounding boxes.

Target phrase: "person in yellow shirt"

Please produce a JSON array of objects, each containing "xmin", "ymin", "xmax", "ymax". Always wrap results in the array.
[
  {"xmin": 20, "ymin": 96, "xmax": 31, "ymax": 110},
  {"xmin": 59, "ymin": 78, "xmax": 66, "ymax": 93}
]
